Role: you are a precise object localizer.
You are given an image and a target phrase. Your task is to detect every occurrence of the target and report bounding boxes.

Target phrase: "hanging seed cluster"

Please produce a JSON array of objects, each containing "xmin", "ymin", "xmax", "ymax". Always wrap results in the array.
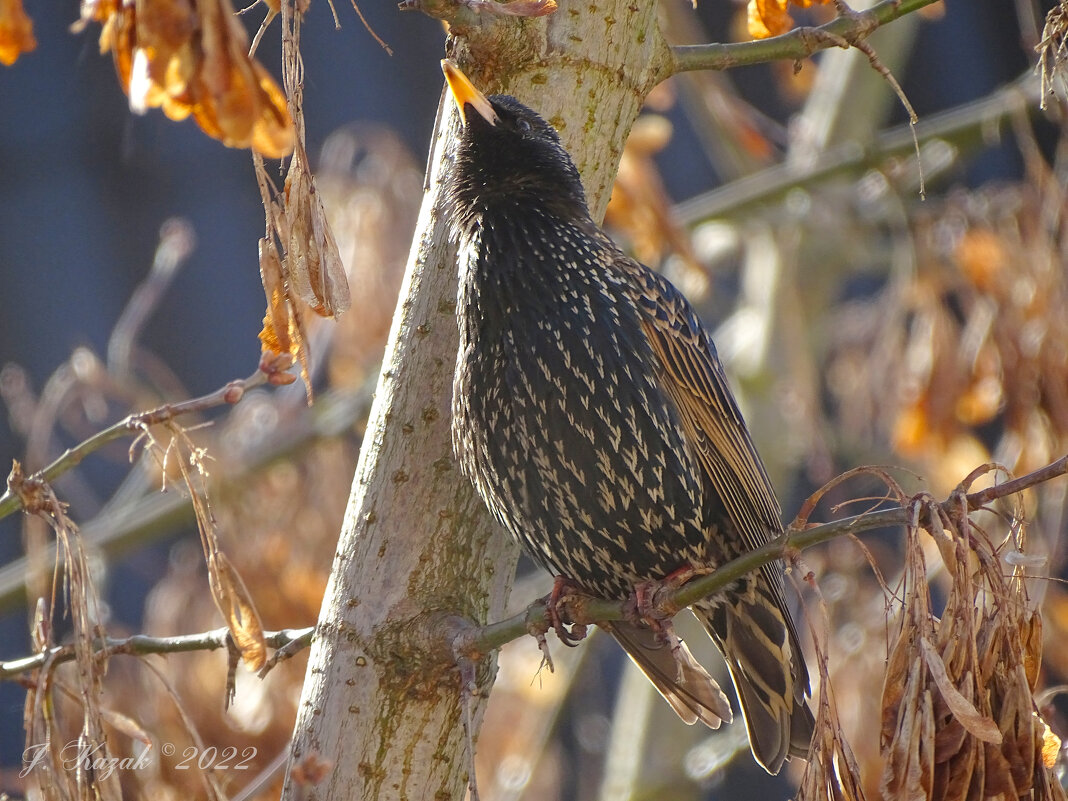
[{"xmin": 880, "ymin": 490, "xmax": 1063, "ymax": 801}]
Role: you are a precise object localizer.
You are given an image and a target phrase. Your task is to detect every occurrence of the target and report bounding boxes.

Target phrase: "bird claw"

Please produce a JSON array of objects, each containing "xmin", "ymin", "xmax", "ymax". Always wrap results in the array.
[
  {"xmin": 625, "ymin": 565, "xmax": 704, "ymax": 649},
  {"xmin": 545, "ymin": 576, "xmax": 588, "ymax": 647},
  {"xmin": 628, "ymin": 565, "xmax": 698, "ymax": 624}
]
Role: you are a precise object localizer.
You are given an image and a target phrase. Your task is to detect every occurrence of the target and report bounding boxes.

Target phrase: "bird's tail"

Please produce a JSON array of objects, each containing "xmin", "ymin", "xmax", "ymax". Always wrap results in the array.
[
  {"xmin": 602, "ymin": 620, "xmax": 733, "ymax": 728},
  {"xmin": 694, "ymin": 588, "xmax": 814, "ymax": 775}
]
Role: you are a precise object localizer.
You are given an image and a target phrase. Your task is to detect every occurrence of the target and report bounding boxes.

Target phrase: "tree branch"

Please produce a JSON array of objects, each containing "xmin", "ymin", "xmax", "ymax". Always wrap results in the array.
[
  {"xmin": 452, "ymin": 455, "xmax": 1068, "ymax": 661},
  {"xmin": 674, "ymin": 73, "xmax": 1040, "ymax": 225},
  {"xmin": 670, "ymin": 0, "xmax": 942, "ymax": 75},
  {"xmin": 0, "ymin": 358, "xmax": 297, "ymax": 523},
  {"xmin": 0, "ymin": 626, "xmax": 315, "ymax": 681}
]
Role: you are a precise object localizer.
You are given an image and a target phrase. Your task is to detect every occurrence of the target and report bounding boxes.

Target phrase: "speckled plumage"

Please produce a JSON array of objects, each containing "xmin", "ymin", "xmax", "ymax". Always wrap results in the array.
[{"xmin": 442, "ymin": 61, "xmax": 812, "ymax": 774}]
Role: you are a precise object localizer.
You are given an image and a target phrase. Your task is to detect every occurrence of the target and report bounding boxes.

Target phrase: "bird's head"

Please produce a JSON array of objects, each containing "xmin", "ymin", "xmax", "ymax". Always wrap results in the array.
[{"xmin": 441, "ymin": 60, "xmax": 588, "ymax": 223}]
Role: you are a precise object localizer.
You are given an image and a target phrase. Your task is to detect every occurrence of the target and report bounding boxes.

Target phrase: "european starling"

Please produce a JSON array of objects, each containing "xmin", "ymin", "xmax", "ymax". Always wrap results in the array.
[{"xmin": 442, "ymin": 60, "xmax": 813, "ymax": 774}]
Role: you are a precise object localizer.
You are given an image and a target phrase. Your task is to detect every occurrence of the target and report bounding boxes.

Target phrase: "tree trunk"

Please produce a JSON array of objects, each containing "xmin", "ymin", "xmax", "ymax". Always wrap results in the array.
[{"xmin": 281, "ymin": 8, "xmax": 671, "ymax": 800}]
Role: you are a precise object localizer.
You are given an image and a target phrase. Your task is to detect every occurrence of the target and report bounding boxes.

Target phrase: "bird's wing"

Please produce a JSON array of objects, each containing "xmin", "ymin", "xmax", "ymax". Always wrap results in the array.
[
  {"xmin": 618, "ymin": 255, "xmax": 814, "ymax": 773},
  {"xmin": 620, "ymin": 258, "xmax": 783, "ymax": 554}
]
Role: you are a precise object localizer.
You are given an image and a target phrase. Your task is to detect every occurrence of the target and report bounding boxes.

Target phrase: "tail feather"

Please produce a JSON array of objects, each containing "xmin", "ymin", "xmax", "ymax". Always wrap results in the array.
[
  {"xmin": 695, "ymin": 589, "xmax": 814, "ymax": 775},
  {"xmin": 603, "ymin": 620, "xmax": 733, "ymax": 728}
]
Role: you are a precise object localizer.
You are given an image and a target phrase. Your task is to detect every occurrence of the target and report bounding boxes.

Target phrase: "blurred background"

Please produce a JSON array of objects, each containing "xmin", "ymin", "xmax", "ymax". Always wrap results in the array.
[{"xmin": 1, "ymin": 0, "xmax": 1066, "ymax": 798}]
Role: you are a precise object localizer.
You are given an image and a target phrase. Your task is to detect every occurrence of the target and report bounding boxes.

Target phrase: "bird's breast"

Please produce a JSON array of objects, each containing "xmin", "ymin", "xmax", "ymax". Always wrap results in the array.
[{"xmin": 451, "ymin": 215, "xmax": 714, "ymax": 597}]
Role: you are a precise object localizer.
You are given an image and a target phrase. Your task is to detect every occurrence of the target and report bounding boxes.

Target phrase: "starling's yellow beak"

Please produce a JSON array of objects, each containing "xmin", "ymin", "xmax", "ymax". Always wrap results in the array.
[{"xmin": 441, "ymin": 60, "xmax": 499, "ymax": 127}]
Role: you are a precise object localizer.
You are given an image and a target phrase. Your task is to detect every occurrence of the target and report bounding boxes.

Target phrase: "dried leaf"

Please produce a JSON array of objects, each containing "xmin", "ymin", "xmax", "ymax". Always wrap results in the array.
[
  {"xmin": 793, "ymin": 568, "xmax": 868, "ymax": 801},
  {"xmin": 208, "ymin": 551, "xmax": 267, "ymax": 671},
  {"xmin": 132, "ymin": 0, "xmax": 195, "ymax": 114},
  {"xmin": 250, "ymin": 59, "xmax": 296, "ymax": 159},
  {"xmin": 254, "ymin": 163, "xmax": 313, "ymax": 396},
  {"xmin": 747, "ymin": 0, "xmax": 792, "ymax": 39},
  {"xmin": 258, "ymin": 236, "xmax": 290, "ymax": 354},
  {"xmin": 932, "ymin": 717, "xmax": 967, "ymax": 763},
  {"xmin": 939, "ymin": 739, "xmax": 977, "ymax": 801},
  {"xmin": 0, "ymin": 0, "xmax": 35, "ymax": 65},
  {"xmin": 997, "ymin": 673, "xmax": 1035, "ymax": 792},
  {"xmin": 1022, "ymin": 612, "xmax": 1043, "ymax": 691},
  {"xmin": 919, "ymin": 644, "xmax": 1000, "ymax": 747},
  {"xmin": 1040, "ymin": 718, "xmax": 1061, "ymax": 769},
  {"xmin": 983, "ymin": 739, "xmax": 1017, "ymax": 797},
  {"xmin": 881, "ymin": 632, "xmax": 914, "ymax": 747},
  {"xmin": 283, "ymin": 156, "xmax": 351, "ymax": 318},
  {"xmin": 78, "ymin": 0, "xmax": 293, "ymax": 157},
  {"xmin": 882, "ymin": 668, "xmax": 933, "ymax": 801},
  {"xmin": 11, "ymin": 464, "xmax": 115, "ymax": 799}
]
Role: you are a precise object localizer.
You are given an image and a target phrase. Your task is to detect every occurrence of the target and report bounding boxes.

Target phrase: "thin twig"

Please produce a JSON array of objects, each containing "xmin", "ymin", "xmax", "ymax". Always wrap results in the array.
[
  {"xmin": 0, "ymin": 364, "xmax": 291, "ymax": 523},
  {"xmin": 349, "ymin": 0, "xmax": 393, "ymax": 53},
  {"xmin": 0, "ymin": 378, "xmax": 375, "ymax": 614},
  {"xmin": 675, "ymin": 74, "xmax": 1039, "ymax": 225},
  {"xmin": 965, "ymin": 455, "xmax": 1068, "ymax": 510},
  {"xmin": 670, "ymin": 0, "xmax": 941, "ymax": 75},
  {"xmin": 811, "ymin": 0, "xmax": 925, "ymax": 198},
  {"xmin": 0, "ymin": 626, "xmax": 314, "ymax": 681},
  {"xmin": 258, "ymin": 627, "xmax": 316, "ymax": 676}
]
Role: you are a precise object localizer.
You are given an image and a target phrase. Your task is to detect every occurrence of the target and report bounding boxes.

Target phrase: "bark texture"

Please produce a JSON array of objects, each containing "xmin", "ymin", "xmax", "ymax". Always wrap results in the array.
[{"xmin": 282, "ymin": 6, "xmax": 671, "ymax": 800}]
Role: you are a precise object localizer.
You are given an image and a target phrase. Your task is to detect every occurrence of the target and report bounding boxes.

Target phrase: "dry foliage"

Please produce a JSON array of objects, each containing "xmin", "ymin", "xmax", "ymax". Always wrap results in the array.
[
  {"xmin": 879, "ymin": 483, "xmax": 1062, "ymax": 801},
  {"xmin": 0, "ymin": 0, "xmax": 35, "ymax": 65},
  {"xmin": 253, "ymin": 1, "xmax": 353, "ymax": 399},
  {"xmin": 824, "ymin": 183, "xmax": 1068, "ymax": 498},
  {"xmin": 788, "ymin": 464, "xmax": 1065, "ymax": 801},
  {"xmin": 8, "ymin": 463, "xmax": 116, "ymax": 800},
  {"xmin": 74, "ymin": 0, "xmax": 295, "ymax": 158},
  {"xmin": 257, "ymin": 234, "xmax": 311, "ymax": 390},
  {"xmin": 747, "ymin": 0, "xmax": 830, "ymax": 40},
  {"xmin": 796, "ymin": 573, "xmax": 869, "ymax": 801},
  {"xmin": 101, "ymin": 443, "xmax": 353, "ymax": 800},
  {"xmin": 67, "ymin": 0, "xmax": 354, "ymax": 401}
]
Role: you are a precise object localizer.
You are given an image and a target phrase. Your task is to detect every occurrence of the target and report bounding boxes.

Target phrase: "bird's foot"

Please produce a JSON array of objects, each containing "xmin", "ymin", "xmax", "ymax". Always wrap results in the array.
[
  {"xmin": 628, "ymin": 564, "xmax": 700, "ymax": 624},
  {"xmin": 545, "ymin": 575, "xmax": 588, "ymax": 647},
  {"xmin": 626, "ymin": 565, "xmax": 706, "ymax": 649}
]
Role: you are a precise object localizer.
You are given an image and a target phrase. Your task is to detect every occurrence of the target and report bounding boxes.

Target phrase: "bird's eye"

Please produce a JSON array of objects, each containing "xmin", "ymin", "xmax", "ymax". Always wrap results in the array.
[{"xmin": 517, "ymin": 118, "xmax": 533, "ymax": 133}]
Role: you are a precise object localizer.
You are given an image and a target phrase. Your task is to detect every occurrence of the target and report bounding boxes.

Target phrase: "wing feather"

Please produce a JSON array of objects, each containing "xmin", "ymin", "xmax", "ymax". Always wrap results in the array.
[{"xmin": 623, "ymin": 260, "xmax": 783, "ymax": 554}]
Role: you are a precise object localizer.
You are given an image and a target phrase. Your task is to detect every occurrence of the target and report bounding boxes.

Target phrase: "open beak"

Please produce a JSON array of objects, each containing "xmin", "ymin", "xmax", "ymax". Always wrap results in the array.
[{"xmin": 441, "ymin": 60, "xmax": 499, "ymax": 127}]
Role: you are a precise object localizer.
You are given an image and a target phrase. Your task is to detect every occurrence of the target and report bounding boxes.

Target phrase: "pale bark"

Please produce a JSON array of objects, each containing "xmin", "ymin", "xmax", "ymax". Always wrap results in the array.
[{"xmin": 281, "ymin": 7, "xmax": 671, "ymax": 801}]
